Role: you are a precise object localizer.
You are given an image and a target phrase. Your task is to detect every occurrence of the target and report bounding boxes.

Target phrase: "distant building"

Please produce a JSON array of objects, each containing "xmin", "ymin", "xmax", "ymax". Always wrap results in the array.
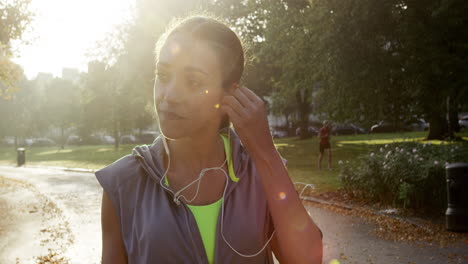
[
  {"xmin": 87, "ymin": 61, "xmax": 106, "ymax": 74},
  {"xmin": 34, "ymin": 72, "xmax": 53, "ymax": 90},
  {"xmin": 62, "ymin": 68, "xmax": 81, "ymax": 84}
]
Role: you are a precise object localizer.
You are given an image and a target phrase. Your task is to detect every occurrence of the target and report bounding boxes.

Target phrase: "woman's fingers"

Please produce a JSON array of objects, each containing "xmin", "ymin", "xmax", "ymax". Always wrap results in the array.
[
  {"xmin": 233, "ymin": 88, "xmax": 254, "ymax": 110},
  {"xmin": 222, "ymin": 95, "xmax": 249, "ymax": 117},
  {"xmin": 240, "ymin": 86, "xmax": 262, "ymax": 104},
  {"xmin": 220, "ymin": 104, "xmax": 242, "ymax": 125},
  {"xmin": 221, "ymin": 86, "xmax": 267, "ymax": 131}
]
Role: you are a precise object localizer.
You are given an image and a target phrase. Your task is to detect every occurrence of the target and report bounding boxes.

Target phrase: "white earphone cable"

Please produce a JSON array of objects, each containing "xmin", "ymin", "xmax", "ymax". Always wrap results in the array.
[{"xmin": 158, "ymin": 128, "xmax": 276, "ymax": 258}]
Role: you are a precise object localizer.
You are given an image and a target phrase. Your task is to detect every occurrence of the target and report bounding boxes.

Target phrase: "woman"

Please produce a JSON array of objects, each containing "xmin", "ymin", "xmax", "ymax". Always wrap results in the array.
[{"xmin": 96, "ymin": 16, "xmax": 322, "ymax": 264}]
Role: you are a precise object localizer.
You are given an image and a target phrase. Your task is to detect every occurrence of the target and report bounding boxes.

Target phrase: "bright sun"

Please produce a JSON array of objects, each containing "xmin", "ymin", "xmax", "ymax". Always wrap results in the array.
[{"xmin": 11, "ymin": 0, "xmax": 134, "ymax": 79}]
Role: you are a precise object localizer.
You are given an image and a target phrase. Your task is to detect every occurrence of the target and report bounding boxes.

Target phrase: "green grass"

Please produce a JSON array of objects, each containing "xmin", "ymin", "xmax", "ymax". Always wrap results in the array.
[
  {"xmin": 1, "ymin": 130, "xmax": 467, "ymax": 193},
  {"xmin": 0, "ymin": 144, "xmax": 137, "ymax": 170},
  {"xmin": 275, "ymin": 130, "xmax": 468, "ymax": 193}
]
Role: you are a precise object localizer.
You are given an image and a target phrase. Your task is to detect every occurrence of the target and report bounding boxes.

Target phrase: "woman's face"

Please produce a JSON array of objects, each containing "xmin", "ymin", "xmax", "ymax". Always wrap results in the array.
[{"xmin": 154, "ymin": 34, "xmax": 226, "ymax": 139}]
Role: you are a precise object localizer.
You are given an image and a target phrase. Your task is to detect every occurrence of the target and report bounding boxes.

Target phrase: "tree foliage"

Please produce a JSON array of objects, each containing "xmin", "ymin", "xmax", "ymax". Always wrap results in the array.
[
  {"xmin": 0, "ymin": 0, "xmax": 32, "ymax": 100},
  {"xmin": 3, "ymin": 0, "xmax": 467, "ymax": 145}
]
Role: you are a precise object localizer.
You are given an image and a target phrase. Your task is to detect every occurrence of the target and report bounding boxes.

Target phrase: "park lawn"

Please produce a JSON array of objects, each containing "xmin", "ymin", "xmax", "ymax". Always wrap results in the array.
[
  {"xmin": 0, "ymin": 144, "xmax": 136, "ymax": 170},
  {"xmin": 0, "ymin": 130, "xmax": 467, "ymax": 193},
  {"xmin": 274, "ymin": 130, "xmax": 468, "ymax": 193}
]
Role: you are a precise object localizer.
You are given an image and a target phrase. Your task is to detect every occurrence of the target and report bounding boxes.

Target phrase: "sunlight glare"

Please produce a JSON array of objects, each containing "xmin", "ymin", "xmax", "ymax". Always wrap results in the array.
[
  {"xmin": 170, "ymin": 42, "xmax": 181, "ymax": 55},
  {"xmin": 11, "ymin": 0, "xmax": 135, "ymax": 78}
]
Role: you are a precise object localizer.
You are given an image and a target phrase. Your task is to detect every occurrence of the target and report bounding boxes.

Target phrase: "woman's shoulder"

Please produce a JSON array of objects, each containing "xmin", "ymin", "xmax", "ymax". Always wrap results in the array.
[
  {"xmin": 95, "ymin": 153, "xmax": 142, "ymax": 194},
  {"xmin": 95, "ymin": 139, "xmax": 165, "ymax": 192}
]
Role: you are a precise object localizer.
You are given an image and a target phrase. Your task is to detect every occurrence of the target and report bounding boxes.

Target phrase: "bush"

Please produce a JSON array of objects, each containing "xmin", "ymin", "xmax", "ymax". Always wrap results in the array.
[{"xmin": 339, "ymin": 142, "xmax": 467, "ymax": 214}]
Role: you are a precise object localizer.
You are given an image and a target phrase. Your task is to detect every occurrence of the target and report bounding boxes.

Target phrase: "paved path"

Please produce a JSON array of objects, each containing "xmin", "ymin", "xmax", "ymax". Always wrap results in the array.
[
  {"xmin": 309, "ymin": 205, "xmax": 467, "ymax": 264},
  {"xmin": 0, "ymin": 165, "xmax": 467, "ymax": 264},
  {"xmin": 0, "ymin": 166, "xmax": 101, "ymax": 264}
]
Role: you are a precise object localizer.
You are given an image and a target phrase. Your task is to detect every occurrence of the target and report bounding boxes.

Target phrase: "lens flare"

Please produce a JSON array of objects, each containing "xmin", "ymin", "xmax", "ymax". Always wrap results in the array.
[
  {"xmin": 205, "ymin": 90, "xmax": 209, "ymax": 94},
  {"xmin": 215, "ymin": 104, "xmax": 220, "ymax": 109},
  {"xmin": 329, "ymin": 259, "xmax": 340, "ymax": 264},
  {"xmin": 278, "ymin": 192, "xmax": 286, "ymax": 200}
]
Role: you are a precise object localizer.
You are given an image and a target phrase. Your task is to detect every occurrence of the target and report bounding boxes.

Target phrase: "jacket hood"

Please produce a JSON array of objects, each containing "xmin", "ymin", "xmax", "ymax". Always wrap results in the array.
[{"xmin": 131, "ymin": 127, "xmax": 248, "ymax": 196}]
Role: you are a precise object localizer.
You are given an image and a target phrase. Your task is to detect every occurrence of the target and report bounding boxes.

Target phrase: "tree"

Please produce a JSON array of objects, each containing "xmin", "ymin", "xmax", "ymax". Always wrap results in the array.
[
  {"xmin": 314, "ymin": 0, "xmax": 468, "ymax": 139},
  {"xmin": 255, "ymin": 1, "xmax": 325, "ymax": 138},
  {"xmin": 82, "ymin": 0, "xmax": 212, "ymax": 147},
  {"xmin": 0, "ymin": 0, "xmax": 32, "ymax": 99},
  {"xmin": 397, "ymin": 0, "xmax": 468, "ymax": 139},
  {"xmin": 80, "ymin": 61, "xmax": 126, "ymax": 149},
  {"xmin": 42, "ymin": 78, "xmax": 79, "ymax": 148},
  {"xmin": 0, "ymin": 76, "xmax": 41, "ymax": 147}
]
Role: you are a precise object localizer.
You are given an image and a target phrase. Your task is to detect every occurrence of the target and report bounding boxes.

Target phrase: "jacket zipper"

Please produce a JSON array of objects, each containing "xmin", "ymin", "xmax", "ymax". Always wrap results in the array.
[{"xmin": 134, "ymin": 152, "xmax": 203, "ymax": 263}]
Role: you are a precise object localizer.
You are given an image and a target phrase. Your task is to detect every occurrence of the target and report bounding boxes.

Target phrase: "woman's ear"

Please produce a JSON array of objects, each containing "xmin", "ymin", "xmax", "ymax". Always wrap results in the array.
[{"xmin": 225, "ymin": 83, "xmax": 239, "ymax": 95}]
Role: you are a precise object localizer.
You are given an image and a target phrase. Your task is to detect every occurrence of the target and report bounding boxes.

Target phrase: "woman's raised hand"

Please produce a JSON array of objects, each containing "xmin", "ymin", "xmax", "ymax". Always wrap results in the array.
[{"xmin": 220, "ymin": 86, "xmax": 275, "ymax": 156}]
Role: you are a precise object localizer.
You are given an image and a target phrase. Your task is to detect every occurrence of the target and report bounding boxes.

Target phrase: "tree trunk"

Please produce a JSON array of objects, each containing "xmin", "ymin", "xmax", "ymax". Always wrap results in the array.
[
  {"xmin": 113, "ymin": 120, "xmax": 120, "ymax": 150},
  {"xmin": 443, "ymin": 96, "xmax": 456, "ymax": 139},
  {"xmin": 284, "ymin": 113, "xmax": 293, "ymax": 136},
  {"xmin": 60, "ymin": 126, "xmax": 65, "ymax": 149},
  {"xmin": 296, "ymin": 89, "xmax": 312, "ymax": 139},
  {"xmin": 427, "ymin": 113, "xmax": 448, "ymax": 140},
  {"xmin": 448, "ymin": 96, "xmax": 460, "ymax": 134}
]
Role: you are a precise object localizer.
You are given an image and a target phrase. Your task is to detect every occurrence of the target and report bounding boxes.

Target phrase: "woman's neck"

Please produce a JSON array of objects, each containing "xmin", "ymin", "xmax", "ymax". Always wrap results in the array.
[{"xmin": 165, "ymin": 128, "xmax": 226, "ymax": 175}]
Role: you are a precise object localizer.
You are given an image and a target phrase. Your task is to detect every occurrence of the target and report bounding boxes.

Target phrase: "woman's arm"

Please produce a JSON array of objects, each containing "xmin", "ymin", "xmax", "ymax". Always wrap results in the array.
[
  {"xmin": 101, "ymin": 191, "xmax": 128, "ymax": 264},
  {"xmin": 221, "ymin": 86, "xmax": 323, "ymax": 263},
  {"xmin": 252, "ymin": 147, "xmax": 323, "ymax": 263}
]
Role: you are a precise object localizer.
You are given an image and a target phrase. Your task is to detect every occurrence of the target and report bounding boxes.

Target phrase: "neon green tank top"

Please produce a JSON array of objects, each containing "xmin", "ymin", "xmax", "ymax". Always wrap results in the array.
[
  {"xmin": 187, "ymin": 199, "xmax": 223, "ymax": 264},
  {"xmin": 164, "ymin": 134, "xmax": 238, "ymax": 264}
]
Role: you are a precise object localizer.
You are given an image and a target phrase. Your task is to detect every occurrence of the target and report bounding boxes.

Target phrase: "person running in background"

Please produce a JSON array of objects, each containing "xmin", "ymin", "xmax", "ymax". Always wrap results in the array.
[{"xmin": 318, "ymin": 120, "xmax": 332, "ymax": 170}]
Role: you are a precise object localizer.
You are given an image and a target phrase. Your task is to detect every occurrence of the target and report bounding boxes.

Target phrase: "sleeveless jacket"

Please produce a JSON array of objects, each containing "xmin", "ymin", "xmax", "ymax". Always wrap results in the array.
[{"xmin": 95, "ymin": 129, "xmax": 279, "ymax": 263}]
